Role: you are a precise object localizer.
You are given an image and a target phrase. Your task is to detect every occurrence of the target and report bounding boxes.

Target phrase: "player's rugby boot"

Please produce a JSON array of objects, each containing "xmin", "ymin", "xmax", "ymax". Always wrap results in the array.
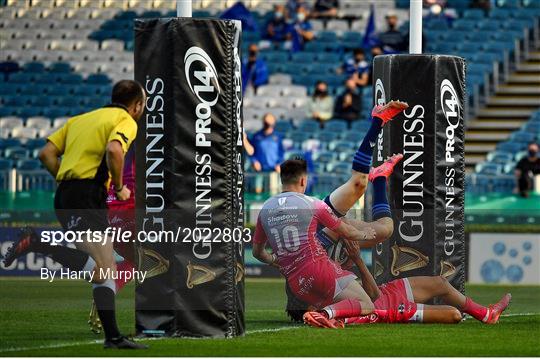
[
  {"xmin": 371, "ymin": 100, "xmax": 408, "ymax": 125},
  {"xmin": 484, "ymin": 293, "xmax": 511, "ymax": 324},
  {"xmin": 2, "ymin": 227, "xmax": 43, "ymax": 267},
  {"xmin": 368, "ymin": 153, "xmax": 404, "ymax": 182},
  {"xmin": 303, "ymin": 311, "xmax": 344, "ymax": 329},
  {"xmin": 104, "ymin": 336, "xmax": 148, "ymax": 349},
  {"xmin": 88, "ymin": 301, "xmax": 103, "ymax": 334}
]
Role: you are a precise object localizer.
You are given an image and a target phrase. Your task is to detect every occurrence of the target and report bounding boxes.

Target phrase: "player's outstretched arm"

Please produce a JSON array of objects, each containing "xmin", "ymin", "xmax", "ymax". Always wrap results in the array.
[
  {"xmin": 344, "ymin": 240, "xmax": 381, "ymax": 301},
  {"xmin": 333, "ymin": 220, "xmax": 376, "ymax": 243}
]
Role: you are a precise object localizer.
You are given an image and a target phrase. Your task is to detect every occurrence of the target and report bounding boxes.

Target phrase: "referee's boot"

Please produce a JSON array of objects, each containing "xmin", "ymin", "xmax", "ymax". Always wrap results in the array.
[
  {"xmin": 104, "ymin": 336, "xmax": 148, "ymax": 349},
  {"xmin": 2, "ymin": 227, "xmax": 43, "ymax": 267}
]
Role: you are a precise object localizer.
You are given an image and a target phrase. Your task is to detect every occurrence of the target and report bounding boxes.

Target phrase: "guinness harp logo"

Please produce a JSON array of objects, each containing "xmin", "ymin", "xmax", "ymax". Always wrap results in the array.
[
  {"xmin": 186, "ymin": 262, "xmax": 219, "ymax": 289},
  {"xmin": 390, "ymin": 244, "xmax": 429, "ymax": 276},
  {"xmin": 235, "ymin": 262, "xmax": 244, "ymax": 284},
  {"xmin": 440, "ymin": 260, "xmax": 456, "ymax": 278},
  {"xmin": 374, "ymin": 260, "xmax": 384, "ymax": 279},
  {"xmin": 136, "ymin": 247, "xmax": 169, "ymax": 283}
]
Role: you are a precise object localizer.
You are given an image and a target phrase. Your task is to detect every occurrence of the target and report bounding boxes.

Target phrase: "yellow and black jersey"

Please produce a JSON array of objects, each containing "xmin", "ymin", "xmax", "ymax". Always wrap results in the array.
[{"xmin": 48, "ymin": 104, "xmax": 137, "ymax": 187}]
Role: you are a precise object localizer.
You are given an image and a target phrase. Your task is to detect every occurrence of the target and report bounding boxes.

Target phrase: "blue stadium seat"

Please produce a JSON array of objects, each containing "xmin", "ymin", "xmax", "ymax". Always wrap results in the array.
[
  {"xmin": 297, "ymin": 120, "xmax": 320, "ymax": 132},
  {"xmin": 309, "ymin": 63, "xmax": 335, "ymax": 75},
  {"xmin": 8, "ymin": 73, "xmax": 34, "ymax": 83},
  {"xmin": 325, "ymin": 119, "xmax": 348, "ymax": 132},
  {"xmin": 4, "ymin": 146, "xmax": 29, "ymax": 161},
  {"xmin": 86, "ymin": 74, "xmax": 111, "ymax": 84},
  {"xmin": 304, "ymin": 42, "xmax": 328, "ymax": 53},
  {"xmin": 260, "ymin": 51, "xmax": 289, "ymax": 62},
  {"xmin": 17, "ymin": 159, "xmax": 41, "ymax": 170},
  {"xmin": 290, "ymin": 52, "xmax": 317, "ymax": 63},
  {"xmin": 425, "ymin": 19, "xmax": 450, "ymax": 30},
  {"xmin": 341, "ymin": 132, "xmax": 363, "ymax": 143},
  {"xmin": 3, "ymin": 96, "xmax": 28, "ymax": 106},
  {"xmin": 0, "ymin": 84, "xmax": 14, "ymax": 96},
  {"xmin": 18, "ymin": 107, "xmax": 43, "ymax": 118},
  {"xmin": 522, "ymin": 121, "xmax": 540, "ymax": 135},
  {"xmin": 341, "ymin": 31, "xmax": 362, "ymax": 42},
  {"xmin": 496, "ymin": 141, "xmax": 527, "ymax": 153},
  {"xmin": 23, "ymin": 62, "xmax": 46, "ymax": 73},
  {"xmin": 0, "ymin": 107, "xmax": 17, "ymax": 117},
  {"xmin": 0, "ymin": 159, "xmax": 13, "ymax": 170},
  {"xmin": 42, "ymin": 107, "xmax": 71, "ymax": 119},
  {"xmin": 452, "ymin": 19, "xmax": 476, "ymax": 31},
  {"xmin": 49, "ymin": 62, "xmax": 72, "ymax": 73},
  {"xmin": 489, "ymin": 7, "xmax": 513, "ymax": 20},
  {"xmin": 317, "ymin": 31, "xmax": 338, "ymax": 42},
  {"xmin": 476, "ymin": 20, "xmax": 502, "ymax": 32},
  {"xmin": 463, "ymin": 9, "xmax": 485, "ymax": 19},
  {"xmin": 313, "ymin": 151, "xmax": 337, "ymax": 163},
  {"xmin": 468, "ymin": 32, "xmax": 493, "ymax": 43},
  {"xmin": 328, "ymin": 140, "xmax": 355, "ymax": 152},
  {"xmin": 510, "ymin": 131, "xmax": 537, "ymax": 144},
  {"xmin": 57, "ymin": 97, "xmax": 81, "ymax": 107},
  {"xmin": 475, "ymin": 162, "xmax": 501, "ymax": 175},
  {"xmin": 317, "ymin": 53, "xmax": 341, "ymax": 63},
  {"xmin": 115, "ymin": 10, "xmax": 138, "ymax": 20},
  {"xmin": 495, "ymin": 0, "xmax": 520, "ymax": 8},
  {"xmin": 316, "ymin": 131, "xmax": 339, "ymax": 144},
  {"xmin": 284, "ymin": 62, "xmax": 308, "ymax": 75},
  {"xmin": 140, "ymin": 10, "xmax": 162, "ymax": 18},
  {"xmin": 25, "ymin": 138, "xmax": 47, "ymax": 151},
  {"xmin": 328, "ymin": 161, "xmax": 350, "ymax": 175},
  {"xmin": 446, "ymin": 0, "xmax": 471, "ymax": 10},
  {"xmin": 19, "ymin": 84, "xmax": 48, "ymax": 96},
  {"xmin": 486, "ymin": 151, "xmax": 514, "ymax": 164},
  {"xmin": 275, "ymin": 121, "xmax": 293, "ymax": 134},
  {"xmin": 351, "ymin": 120, "xmax": 370, "ymax": 132},
  {"xmin": 0, "ymin": 138, "xmax": 22, "ymax": 150},
  {"xmin": 58, "ymin": 73, "xmax": 83, "ymax": 84},
  {"xmin": 285, "ymin": 149, "xmax": 305, "ymax": 160}
]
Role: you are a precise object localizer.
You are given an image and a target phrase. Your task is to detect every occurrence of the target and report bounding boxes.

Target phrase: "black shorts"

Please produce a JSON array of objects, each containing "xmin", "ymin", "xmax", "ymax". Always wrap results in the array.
[{"xmin": 54, "ymin": 179, "xmax": 109, "ymax": 232}]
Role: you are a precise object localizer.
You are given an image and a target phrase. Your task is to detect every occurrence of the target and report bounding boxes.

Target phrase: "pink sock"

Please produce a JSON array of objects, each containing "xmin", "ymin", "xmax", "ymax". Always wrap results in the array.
[
  {"xmin": 323, "ymin": 299, "xmax": 362, "ymax": 319},
  {"xmin": 462, "ymin": 297, "xmax": 489, "ymax": 322},
  {"xmin": 115, "ymin": 260, "xmax": 135, "ymax": 292}
]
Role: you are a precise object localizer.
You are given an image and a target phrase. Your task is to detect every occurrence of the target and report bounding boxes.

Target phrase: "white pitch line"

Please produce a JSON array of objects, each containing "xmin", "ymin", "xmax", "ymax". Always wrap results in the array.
[{"xmin": 1, "ymin": 314, "xmax": 538, "ymax": 353}]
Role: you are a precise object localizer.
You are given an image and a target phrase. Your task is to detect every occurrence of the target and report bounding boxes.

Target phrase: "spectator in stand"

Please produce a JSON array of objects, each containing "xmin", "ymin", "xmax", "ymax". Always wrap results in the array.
[
  {"xmin": 341, "ymin": 48, "xmax": 370, "ymax": 88},
  {"xmin": 242, "ymin": 43, "xmax": 269, "ymax": 94},
  {"xmin": 378, "ymin": 11, "xmax": 407, "ymax": 53},
  {"xmin": 470, "ymin": 0, "xmax": 491, "ymax": 13},
  {"xmin": 263, "ymin": 4, "xmax": 291, "ymax": 42},
  {"xmin": 306, "ymin": 81, "xmax": 334, "ymax": 126},
  {"xmin": 286, "ymin": 0, "xmax": 311, "ymax": 15},
  {"xmin": 514, "ymin": 142, "xmax": 540, "ymax": 198},
  {"xmin": 249, "ymin": 113, "xmax": 284, "ymax": 174},
  {"xmin": 311, "ymin": 0, "xmax": 340, "ymax": 19},
  {"xmin": 334, "ymin": 78, "xmax": 362, "ymax": 124},
  {"xmin": 288, "ymin": 5, "xmax": 314, "ymax": 52}
]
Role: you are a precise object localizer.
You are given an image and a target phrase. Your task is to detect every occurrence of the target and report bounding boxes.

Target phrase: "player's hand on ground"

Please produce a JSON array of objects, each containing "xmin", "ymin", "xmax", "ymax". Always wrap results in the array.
[{"xmin": 115, "ymin": 185, "xmax": 131, "ymax": 201}]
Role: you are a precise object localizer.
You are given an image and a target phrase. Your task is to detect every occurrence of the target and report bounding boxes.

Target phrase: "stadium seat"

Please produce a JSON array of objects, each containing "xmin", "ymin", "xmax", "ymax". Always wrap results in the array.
[
  {"xmin": 17, "ymin": 159, "xmax": 41, "ymax": 170},
  {"xmin": 297, "ymin": 120, "xmax": 320, "ymax": 133},
  {"xmin": 49, "ymin": 62, "xmax": 72, "ymax": 73},
  {"xmin": 328, "ymin": 161, "xmax": 350, "ymax": 175},
  {"xmin": 510, "ymin": 131, "xmax": 537, "ymax": 144},
  {"xmin": 0, "ymin": 159, "xmax": 13, "ymax": 171},
  {"xmin": 324, "ymin": 119, "xmax": 348, "ymax": 132},
  {"xmin": 463, "ymin": 9, "xmax": 485, "ymax": 19},
  {"xmin": 4, "ymin": 146, "xmax": 29, "ymax": 160},
  {"xmin": 86, "ymin": 73, "xmax": 111, "ymax": 84}
]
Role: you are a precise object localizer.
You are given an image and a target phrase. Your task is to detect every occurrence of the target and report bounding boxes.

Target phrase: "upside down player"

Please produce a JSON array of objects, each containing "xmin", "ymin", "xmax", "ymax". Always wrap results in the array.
[
  {"xmin": 303, "ymin": 238, "xmax": 512, "ymax": 327},
  {"xmin": 253, "ymin": 101, "xmax": 409, "ymax": 328},
  {"xmin": 282, "ymin": 100, "xmax": 408, "ymax": 323}
]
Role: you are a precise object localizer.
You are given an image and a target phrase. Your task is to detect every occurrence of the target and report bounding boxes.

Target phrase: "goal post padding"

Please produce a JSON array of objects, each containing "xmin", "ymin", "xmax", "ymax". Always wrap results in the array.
[
  {"xmin": 134, "ymin": 18, "xmax": 244, "ymax": 337},
  {"xmin": 370, "ymin": 54, "xmax": 466, "ymax": 299}
]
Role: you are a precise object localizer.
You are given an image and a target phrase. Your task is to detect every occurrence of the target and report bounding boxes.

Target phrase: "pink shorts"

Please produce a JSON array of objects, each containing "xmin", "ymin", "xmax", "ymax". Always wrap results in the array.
[
  {"xmin": 375, "ymin": 278, "xmax": 422, "ymax": 323},
  {"xmin": 287, "ymin": 259, "xmax": 357, "ymax": 308}
]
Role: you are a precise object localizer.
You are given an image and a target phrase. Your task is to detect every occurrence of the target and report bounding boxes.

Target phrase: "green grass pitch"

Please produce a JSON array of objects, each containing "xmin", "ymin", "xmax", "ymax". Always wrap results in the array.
[{"xmin": 0, "ymin": 278, "xmax": 539, "ymax": 356}]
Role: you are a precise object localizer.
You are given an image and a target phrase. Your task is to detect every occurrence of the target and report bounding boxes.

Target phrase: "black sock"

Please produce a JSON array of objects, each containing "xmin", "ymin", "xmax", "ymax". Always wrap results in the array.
[
  {"xmin": 39, "ymin": 245, "xmax": 90, "ymax": 271},
  {"xmin": 93, "ymin": 286, "xmax": 121, "ymax": 340}
]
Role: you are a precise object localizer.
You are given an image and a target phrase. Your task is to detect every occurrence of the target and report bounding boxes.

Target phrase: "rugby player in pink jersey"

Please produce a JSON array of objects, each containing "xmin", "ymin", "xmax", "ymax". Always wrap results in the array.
[
  {"xmin": 253, "ymin": 158, "xmax": 382, "ymax": 328},
  {"xmin": 333, "ymin": 239, "xmax": 511, "ymax": 326}
]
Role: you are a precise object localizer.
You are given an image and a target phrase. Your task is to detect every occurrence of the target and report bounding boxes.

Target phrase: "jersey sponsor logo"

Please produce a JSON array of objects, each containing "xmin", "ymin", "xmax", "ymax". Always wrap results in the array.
[{"xmin": 278, "ymin": 197, "xmax": 287, "ymax": 206}]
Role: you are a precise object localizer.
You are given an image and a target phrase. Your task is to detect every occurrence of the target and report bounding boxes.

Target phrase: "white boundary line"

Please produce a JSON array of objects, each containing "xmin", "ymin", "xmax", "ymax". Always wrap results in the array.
[{"xmin": 1, "ymin": 314, "xmax": 537, "ymax": 353}]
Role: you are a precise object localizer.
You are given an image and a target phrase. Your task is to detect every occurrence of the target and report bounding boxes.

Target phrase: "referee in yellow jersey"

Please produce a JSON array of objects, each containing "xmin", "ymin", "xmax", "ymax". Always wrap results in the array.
[{"xmin": 37, "ymin": 80, "xmax": 146, "ymax": 348}]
